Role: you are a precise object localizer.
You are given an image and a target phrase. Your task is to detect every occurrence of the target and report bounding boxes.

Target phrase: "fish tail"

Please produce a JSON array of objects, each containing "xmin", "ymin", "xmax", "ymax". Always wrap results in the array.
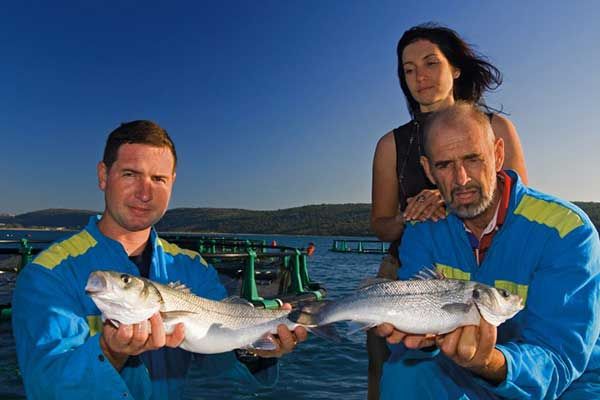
[
  {"xmin": 307, "ymin": 324, "xmax": 342, "ymax": 343},
  {"xmin": 288, "ymin": 301, "xmax": 341, "ymax": 343},
  {"xmin": 288, "ymin": 300, "xmax": 332, "ymax": 325}
]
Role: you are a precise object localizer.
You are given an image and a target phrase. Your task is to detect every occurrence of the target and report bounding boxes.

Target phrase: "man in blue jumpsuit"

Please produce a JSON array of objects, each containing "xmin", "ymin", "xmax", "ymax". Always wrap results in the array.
[
  {"xmin": 12, "ymin": 120, "xmax": 307, "ymax": 399},
  {"xmin": 375, "ymin": 103, "xmax": 600, "ymax": 399}
]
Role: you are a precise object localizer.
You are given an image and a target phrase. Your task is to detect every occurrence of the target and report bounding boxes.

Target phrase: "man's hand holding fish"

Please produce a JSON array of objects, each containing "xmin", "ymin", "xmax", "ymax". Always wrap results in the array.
[
  {"xmin": 100, "ymin": 312, "xmax": 186, "ymax": 371},
  {"xmin": 249, "ymin": 304, "xmax": 309, "ymax": 358},
  {"xmin": 375, "ymin": 313, "xmax": 507, "ymax": 384},
  {"xmin": 374, "ymin": 323, "xmax": 436, "ymax": 350},
  {"xmin": 435, "ymin": 318, "xmax": 506, "ymax": 384}
]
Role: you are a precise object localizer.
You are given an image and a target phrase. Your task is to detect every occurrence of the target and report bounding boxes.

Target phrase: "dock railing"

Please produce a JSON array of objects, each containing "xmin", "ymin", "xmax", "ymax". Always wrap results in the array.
[
  {"xmin": 0, "ymin": 235, "xmax": 325, "ymax": 317},
  {"xmin": 330, "ymin": 239, "xmax": 389, "ymax": 254}
]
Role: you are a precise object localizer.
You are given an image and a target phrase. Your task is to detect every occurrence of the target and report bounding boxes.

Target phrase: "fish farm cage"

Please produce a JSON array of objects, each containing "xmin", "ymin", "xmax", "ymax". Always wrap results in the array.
[
  {"xmin": 0, "ymin": 235, "xmax": 326, "ymax": 321},
  {"xmin": 330, "ymin": 239, "xmax": 389, "ymax": 254}
]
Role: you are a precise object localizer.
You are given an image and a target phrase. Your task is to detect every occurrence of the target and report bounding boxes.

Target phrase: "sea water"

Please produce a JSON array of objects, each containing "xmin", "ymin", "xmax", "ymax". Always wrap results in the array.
[{"xmin": 0, "ymin": 231, "xmax": 382, "ymax": 399}]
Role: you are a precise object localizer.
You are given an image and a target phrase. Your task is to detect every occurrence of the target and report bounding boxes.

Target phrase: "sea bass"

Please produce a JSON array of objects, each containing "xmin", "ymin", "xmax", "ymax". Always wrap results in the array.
[
  {"xmin": 85, "ymin": 270, "xmax": 327, "ymax": 354},
  {"xmin": 307, "ymin": 278, "xmax": 524, "ymax": 335}
]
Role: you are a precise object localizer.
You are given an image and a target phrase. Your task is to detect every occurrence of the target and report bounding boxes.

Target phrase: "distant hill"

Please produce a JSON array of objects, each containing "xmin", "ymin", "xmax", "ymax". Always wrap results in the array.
[
  {"xmin": 575, "ymin": 202, "xmax": 600, "ymax": 227},
  {"xmin": 1, "ymin": 202, "xmax": 599, "ymax": 237},
  {"xmin": 0, "ymin": 205, "xmax": 371, "ymax": 235},
  {"xmin": 155, "ymin": 204, "xmax": 371, "ymax": 236},
  {"xmin": 0, "ymin": 209, "xmax": 98, "ymax": 230}
]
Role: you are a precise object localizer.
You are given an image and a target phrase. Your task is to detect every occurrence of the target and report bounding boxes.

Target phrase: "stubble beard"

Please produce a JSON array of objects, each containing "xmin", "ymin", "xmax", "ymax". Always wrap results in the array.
[{"xmin": 448, "ymin": 178, "xmax": 497, "ymax": 220}]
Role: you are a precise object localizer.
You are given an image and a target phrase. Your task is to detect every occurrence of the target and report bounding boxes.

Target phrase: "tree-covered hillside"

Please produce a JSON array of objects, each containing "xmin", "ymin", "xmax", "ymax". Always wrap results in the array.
[
  {"xmin": 155, "ymin": 204, "xmax": 371, "ymax": 236},
  {"xmin": 2, "ymin": 202, "xmax": 599, "ymax": 237}
]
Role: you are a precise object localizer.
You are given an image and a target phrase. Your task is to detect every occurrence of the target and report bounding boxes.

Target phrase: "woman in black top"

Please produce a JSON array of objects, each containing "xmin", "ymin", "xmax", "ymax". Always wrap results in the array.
[{"xmin": 367, "ymin": 23, "xmax": 528, "ymax": 399}]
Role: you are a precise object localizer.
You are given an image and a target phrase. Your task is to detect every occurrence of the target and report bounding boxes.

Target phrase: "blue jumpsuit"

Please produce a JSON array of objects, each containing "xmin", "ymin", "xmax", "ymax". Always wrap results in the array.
[
  {"xmin": 381, "ymin": 171, "xmax": 600, "ymax": 399},
  {"xmin": 12, "ymin": 216, "xmax": 276, "ymax": 399}
]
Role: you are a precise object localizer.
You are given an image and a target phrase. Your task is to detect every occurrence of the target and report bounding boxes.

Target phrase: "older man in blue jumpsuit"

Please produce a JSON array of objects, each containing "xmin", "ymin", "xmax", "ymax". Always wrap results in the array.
[
  {"xmin": 375, "ymin": 102, "xmax": 600, "ymax": 399},
  {"xmin": 12, "ymin": 120, "xmax": 308, "ymax": 399}
]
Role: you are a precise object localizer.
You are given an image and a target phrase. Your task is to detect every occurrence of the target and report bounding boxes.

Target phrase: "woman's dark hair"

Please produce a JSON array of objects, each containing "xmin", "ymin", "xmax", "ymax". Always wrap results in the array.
[{"xmin": 397, "ymin": 23, "xmax": 502, "ymax": 117}]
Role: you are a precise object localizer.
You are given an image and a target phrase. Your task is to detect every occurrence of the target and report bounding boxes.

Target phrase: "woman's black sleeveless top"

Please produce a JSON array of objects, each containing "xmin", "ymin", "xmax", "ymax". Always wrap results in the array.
[{"xmin": 393, "ymin": 113, "xmax": 436, "ymax": 211}]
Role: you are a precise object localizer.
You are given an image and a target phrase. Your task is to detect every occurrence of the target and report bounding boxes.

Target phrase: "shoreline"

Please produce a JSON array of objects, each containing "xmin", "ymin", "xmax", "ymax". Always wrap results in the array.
[
  {"xmin": 0, "ymin": 227, "xmax": 73, "ymax": 231},
  {"xmin": 0, "ymin": 228, "xmax": 376, "ymax": 240}
]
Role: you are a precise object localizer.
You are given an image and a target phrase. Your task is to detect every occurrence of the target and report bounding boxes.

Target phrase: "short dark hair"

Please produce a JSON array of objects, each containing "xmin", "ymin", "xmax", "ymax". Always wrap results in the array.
[
  {"xmin": 397, "ymin": 23, "xmax": 503, "ymax": 118},
  {"xmin": 102, "ymin": 120, "xmax": 177, "ymax": 170}
]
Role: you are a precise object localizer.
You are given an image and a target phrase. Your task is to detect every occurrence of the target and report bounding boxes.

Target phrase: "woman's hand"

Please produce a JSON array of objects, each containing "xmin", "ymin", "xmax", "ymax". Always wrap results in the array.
[{"xmin": 404, "ymin": 189, "xmax": 445, "ymax": 222}]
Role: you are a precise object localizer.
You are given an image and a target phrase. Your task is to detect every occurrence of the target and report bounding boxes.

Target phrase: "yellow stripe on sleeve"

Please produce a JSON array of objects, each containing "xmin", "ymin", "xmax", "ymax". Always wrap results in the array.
[
  {"xmin": 33, "ymin": 231, "xmax": 97, "ymax": 270},
  {"xmin": 158, "ymin": 239, "xmax": 208, "ymax": 267},
  {"xmin": 435, "ymin": 263, "xmax": 471, "ymax": 281},
  {"xmin": 514, "ymin": 195, "xmax": 583, "ymax": 238},
  {"xmin": 495, "ymin": 280, "xmax": 529, "ymax": 305},
  {"xmin": 86, "ymin": 315, "xmax": 103, "ymax": 337}
]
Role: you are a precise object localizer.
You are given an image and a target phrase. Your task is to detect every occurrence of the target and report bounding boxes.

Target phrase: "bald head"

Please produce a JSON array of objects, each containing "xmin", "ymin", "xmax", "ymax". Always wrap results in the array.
[{"xmin": 423, "ymin": 102, "xmax": 495, "ymax": 159}]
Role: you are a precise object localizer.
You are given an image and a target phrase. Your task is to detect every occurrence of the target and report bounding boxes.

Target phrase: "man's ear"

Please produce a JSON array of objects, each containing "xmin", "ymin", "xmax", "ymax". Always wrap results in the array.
[
  {"xmin": 97, "ymin": 162, "xmax": 108, "ymax": 191},
  {"xmin": 494, "ymin": 137, "xmax": 505, "ymax": 172},
  {"xmin": 420, "ymin": 155, "xmax": 436, "ymax": 185}
]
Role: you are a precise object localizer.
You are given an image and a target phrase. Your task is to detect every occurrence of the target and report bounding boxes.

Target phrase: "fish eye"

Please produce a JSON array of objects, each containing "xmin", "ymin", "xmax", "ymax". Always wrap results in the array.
[
  {"xmin": 499, "ymin": 289, "xmax": 510, "ymax": 298},
  {"xmin": 120, "ymin": 274, "xmax": 131, "ymax": 284},
  {"xmin": 472, "ymin": 288, "xmax": 480, "ymax": 299}
]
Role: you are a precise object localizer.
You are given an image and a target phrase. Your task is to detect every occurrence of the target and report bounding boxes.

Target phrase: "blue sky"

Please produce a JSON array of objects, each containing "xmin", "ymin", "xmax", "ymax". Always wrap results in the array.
[{"xmin": 1, "ymin": 1, "xmax": 599, "ymax": 214}]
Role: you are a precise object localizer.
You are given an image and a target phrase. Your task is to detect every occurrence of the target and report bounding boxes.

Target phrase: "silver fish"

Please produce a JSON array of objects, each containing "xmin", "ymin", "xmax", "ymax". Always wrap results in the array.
[
  {"xmin": 85, "ymin": 270, "xmax": 330, "ymax": 354},
  {"xmin": 306, "ymin": 278, "xmax": 524, "ymax": 335}
]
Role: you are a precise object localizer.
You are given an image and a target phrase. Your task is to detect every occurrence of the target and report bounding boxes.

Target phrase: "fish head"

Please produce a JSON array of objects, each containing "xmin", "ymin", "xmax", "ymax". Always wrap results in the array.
[
  {"xmin": 471, "ymin": 283, "xmax": 524, "ymax": 327},
  {"xmin": 85, "ymin": 270, "xmax": 162, "ymax": 325}
]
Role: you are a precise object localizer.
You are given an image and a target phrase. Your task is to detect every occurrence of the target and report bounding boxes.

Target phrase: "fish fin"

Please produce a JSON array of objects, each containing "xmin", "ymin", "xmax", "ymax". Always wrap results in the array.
[
  {"xmin": 357, "ymin": 277, "xmax": 393, "ymax": 290},
  {"xmin": 221, "ymin": 296, "xmax": 255, "ymax": 307},
  {"xmin": 296, "ymin": 300, "xmax": 333, "ymax": 314},
  {"xmin": 411, "ymin": 266, "xmax": 445, "ymax": 281},
  {"xmin": 345, "ymin": 321, "xmax": 377, "ymax": 335},
  {"xmin": 308, "ymin": 324, "xmax": 342, "ymax": 343},
  {"xmin": 248, "ymin": 335, "xmax": 277, "ymax": 351},
  {"xmin": 441, "ymin": 302, "xmax": 473, "ymax": 313},
  {"xmin": 167, "ymin": 281, "xmax": 191, "ymax": 293}
]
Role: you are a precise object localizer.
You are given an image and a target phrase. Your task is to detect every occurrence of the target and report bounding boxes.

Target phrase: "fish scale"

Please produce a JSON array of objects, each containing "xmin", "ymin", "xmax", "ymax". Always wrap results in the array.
[{"xmin": 153, "ymin": 282, "xmax": 291, "ymax": 330}]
